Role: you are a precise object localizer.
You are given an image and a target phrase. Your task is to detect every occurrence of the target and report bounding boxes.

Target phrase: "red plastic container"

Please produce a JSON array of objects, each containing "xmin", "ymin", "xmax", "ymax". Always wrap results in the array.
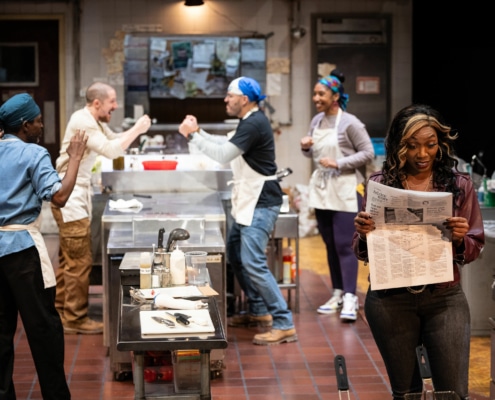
[{"xmin": 142, "ymin": 160, "xmax": 178, "ymax": 170}]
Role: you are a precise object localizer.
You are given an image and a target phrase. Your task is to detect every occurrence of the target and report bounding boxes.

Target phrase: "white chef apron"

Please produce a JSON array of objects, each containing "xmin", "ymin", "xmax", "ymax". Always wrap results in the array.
[
  {"xmin": 226, "ymin": 108, "xmax": 278, "ymax": 226},
  {"xmin": 308, "ymin": 108, "xmax": 358, "ymax": 212},
  {"xmin": 228, "ymin": 156, "xmax": 278, "ymax": 226},
  {"xmin": 0, "ymin": 214, "xmax": 56, "ymax": 288}
]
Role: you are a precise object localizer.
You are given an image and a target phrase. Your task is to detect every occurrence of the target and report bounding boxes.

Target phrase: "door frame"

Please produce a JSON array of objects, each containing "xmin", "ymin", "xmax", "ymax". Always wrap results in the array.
[{"xmin": 0, "ymin": 14, "xmax": 67, "ymax": 144}]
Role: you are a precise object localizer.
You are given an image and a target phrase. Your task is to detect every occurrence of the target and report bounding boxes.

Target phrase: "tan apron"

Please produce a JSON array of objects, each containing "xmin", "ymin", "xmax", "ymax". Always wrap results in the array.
[
  {"xmin": 0, "ymin": 214, "xmax": 56, "ymax": 288},
  {"xmin": 227, "ymin": 108, "xmax": 278, "ymax": 226},
  {"xmin": 308, "ymin": 108, "xmax": 358, "ymax": 212}
]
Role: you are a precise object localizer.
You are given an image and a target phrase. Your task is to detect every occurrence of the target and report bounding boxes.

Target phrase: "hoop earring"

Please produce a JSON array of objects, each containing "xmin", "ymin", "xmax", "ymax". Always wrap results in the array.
[{"xmin": 436, "ymin": 147, "xmax": 442, "ymax": 161}]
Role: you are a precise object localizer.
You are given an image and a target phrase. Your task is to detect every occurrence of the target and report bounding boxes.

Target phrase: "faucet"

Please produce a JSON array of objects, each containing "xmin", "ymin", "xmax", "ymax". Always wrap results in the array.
[
  {"xmin": 166, "ymin": 228, "xmax": 190, "ymax": 252},
  {"xmin": 471, "ymin": 153, "xmax": 487, "ymax": 178}
]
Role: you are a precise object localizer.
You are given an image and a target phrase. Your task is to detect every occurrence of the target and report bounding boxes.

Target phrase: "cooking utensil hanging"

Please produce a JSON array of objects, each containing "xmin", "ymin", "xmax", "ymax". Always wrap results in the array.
[
  {"xmin": 404, "ymin": 345, "xmax": 461, "ymax": 400},
  {"xmin": 334, "ymin": 354, "xmax": 351, "ymax": 400}
]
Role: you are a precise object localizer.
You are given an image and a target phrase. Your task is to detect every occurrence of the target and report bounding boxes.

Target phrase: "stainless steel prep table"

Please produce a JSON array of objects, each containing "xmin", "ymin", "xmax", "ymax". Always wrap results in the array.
[
  {"xmin": 117, "ymin": 286, "xmax": 227, "ymax": 399},
  {"xmin": 102, "ymin": 192, "xmax": 227, "ymax": 379}
]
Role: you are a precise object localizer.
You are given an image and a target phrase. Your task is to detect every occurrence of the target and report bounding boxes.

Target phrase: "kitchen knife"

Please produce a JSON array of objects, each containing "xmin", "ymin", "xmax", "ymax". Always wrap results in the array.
[
  {"xmin": 166, "ymin": 312, "xmax": 190, "ymax": 326},
  {"xmin": 151, "ymin": 316, "xmax": 175, "ymax": 327}
]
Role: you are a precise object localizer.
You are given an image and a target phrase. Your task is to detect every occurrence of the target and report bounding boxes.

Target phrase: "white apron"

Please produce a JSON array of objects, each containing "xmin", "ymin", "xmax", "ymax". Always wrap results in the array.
[
  {"xmin": 226, "ymin": 109, "xmax": 278, "ymax": 226},
  {"xmin": 308, "ymin": 108, "xmax": 358, "ymax": 212},
  {"xmin": 0, "ymin": 214, "xmax": 56, "ymax": 288},
  {"xmin": 228, "ymin": 156, "xmax": 278, "ymax": 226}
]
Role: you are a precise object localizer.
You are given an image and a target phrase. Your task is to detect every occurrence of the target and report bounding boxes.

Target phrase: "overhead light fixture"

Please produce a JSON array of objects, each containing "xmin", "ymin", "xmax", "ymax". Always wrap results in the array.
[{"xmin": 184, "ymin": 0, "xmax": 204, "ymax": 6}]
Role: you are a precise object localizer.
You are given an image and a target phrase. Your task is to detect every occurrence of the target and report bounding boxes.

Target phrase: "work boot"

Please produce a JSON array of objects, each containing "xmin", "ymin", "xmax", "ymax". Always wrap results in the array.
[
  {"xmin": 252, "ymin": 328, "xmax": 298, "ymax": 345},
  {"xmin": 228, "ymin": 313, "xmax": 273, "ymax": 328},
  {"xmin": 63, "ymin": 318, "xmax": 104, "ymax": 334}
]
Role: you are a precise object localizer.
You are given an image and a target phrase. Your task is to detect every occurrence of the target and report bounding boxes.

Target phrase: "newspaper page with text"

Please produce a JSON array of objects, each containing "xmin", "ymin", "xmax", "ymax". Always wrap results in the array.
[{"xmin": 365, "ymin": 180, "xmax": 453, "ymax": 290}]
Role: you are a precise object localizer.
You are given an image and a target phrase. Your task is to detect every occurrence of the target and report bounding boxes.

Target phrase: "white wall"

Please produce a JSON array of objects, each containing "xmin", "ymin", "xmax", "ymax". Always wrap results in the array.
[{"xmin": 0, "ymin": 0, "xmax": 412, "ymax": 188}]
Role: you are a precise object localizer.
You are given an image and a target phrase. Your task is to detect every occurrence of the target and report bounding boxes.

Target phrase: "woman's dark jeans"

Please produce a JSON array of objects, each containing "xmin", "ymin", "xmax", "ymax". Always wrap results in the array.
[{"xmin": 365, "ymin": 284, "xmax": 470, "ymax": 399}]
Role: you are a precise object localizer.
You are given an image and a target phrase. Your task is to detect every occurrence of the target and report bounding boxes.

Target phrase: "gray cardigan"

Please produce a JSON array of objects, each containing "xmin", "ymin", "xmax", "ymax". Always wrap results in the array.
[{"xmin": 301, "ymin": 111, "xmax": 375, "ymax": 184}]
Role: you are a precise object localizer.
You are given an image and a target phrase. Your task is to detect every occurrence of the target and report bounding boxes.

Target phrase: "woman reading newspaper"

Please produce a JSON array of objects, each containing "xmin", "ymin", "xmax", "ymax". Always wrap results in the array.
[{"xmin": 352, "ymin": 104, "xmax": 485, "ymax": 399}]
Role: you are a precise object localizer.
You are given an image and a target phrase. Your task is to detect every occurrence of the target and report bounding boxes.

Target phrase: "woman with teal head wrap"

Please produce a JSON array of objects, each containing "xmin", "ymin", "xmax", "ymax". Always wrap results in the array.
[
  {"xmin": 318, "ymin": 73, "xmax": 349, "ymax": 111},
  {"xmin": 300, "ymin": 68, "xmax": 374, "ymax": 321}
]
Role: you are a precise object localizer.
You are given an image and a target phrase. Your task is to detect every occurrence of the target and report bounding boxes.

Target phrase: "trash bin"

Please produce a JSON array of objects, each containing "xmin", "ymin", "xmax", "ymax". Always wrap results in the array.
[{"xmin": 461, "ymin": 220, "xmax": 495, "ymax": 336}]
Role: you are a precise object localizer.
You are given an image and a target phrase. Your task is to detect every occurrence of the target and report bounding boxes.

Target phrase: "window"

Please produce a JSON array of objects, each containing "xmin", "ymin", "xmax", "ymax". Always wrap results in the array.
[{"xmin": 0, "ymin": 43, "xmax": 39, "ymax": 86}]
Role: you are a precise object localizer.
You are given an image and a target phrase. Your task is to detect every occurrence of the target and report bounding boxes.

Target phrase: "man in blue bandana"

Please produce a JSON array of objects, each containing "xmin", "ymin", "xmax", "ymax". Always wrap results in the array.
[
  {"xmin": 0, "ymin": 93, "xmax": 87, "ymax": 399},
  {"xmin": 179, "ymin": 77, "xmax": 297, "ymax": 345}
]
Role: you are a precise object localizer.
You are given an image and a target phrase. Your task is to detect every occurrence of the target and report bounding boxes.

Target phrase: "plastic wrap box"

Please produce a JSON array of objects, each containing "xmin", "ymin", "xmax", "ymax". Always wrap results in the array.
[{"xmin": 172, "ymin": 350, "xmax": 201, "ymax": 393}]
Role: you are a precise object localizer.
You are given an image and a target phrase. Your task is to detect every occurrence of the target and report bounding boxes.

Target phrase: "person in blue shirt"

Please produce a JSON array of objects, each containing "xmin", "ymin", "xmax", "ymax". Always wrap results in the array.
[{"xmin": 0, "ymin": 93, "xmax": 87, "ymax": 400}]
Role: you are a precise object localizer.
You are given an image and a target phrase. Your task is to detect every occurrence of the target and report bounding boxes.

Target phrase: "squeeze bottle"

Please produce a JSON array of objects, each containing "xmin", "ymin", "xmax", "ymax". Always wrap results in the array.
[
  {"xmin": 170, "ymin": 246, "xmax": 186, "ymax": 285},
  {"xmin": 282, "ymin": 247, "xmax": 292, "ymax": 284}
]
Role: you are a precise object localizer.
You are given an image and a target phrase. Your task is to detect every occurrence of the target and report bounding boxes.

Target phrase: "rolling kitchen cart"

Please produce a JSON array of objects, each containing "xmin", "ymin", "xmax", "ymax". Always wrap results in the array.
[{"xmin": 117, "ymin": 285, "xmax": 227, "ymax": 399}]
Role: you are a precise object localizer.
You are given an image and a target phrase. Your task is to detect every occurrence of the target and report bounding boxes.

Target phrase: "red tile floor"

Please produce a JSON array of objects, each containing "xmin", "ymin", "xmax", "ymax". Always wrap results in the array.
[{"xmin": 11, "ymin": 234, "xmax": 491, "ymax": 399}]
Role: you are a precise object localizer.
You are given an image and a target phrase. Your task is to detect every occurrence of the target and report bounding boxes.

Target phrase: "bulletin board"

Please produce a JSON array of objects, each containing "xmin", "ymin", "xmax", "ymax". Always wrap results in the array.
[{"xmin": 148, "ymin": 36, "xmax": 266, "ymax": 99}]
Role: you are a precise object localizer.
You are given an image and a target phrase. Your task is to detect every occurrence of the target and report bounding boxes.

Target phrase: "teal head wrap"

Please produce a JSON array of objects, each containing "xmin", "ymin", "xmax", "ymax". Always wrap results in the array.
[
  {"xmin": 318, "ymin": 75, "xmax": 349, "ymax": 111},
  {"xmin": 0, "ymin": 93, "xmax": 41, "ymax": 129}
]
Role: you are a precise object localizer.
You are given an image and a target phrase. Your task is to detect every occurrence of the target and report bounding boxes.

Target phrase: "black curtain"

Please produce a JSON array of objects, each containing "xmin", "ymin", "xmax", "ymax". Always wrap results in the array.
[{"xmin": 412, "ymin": 1, "xmax": 494, "ymax": 177}]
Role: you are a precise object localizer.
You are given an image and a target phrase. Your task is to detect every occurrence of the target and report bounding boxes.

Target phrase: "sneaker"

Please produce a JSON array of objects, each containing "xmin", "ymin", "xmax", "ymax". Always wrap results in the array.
[
  {"xmin": 252, "ymin": 328, "xmax": 298, "ymax": 345},
  {"xmin": 340, "ymin": 293, "xmax": 359, "ymax": 321},
  {"xmin": 317, "ymin": 289, "xmax": 343, "ymax": 314},
  {"xmin": 63, "ymin": 318, "xmax": 104, "ymax": 334},
  {"xmin": 228, "ymin": 313, "xmax": 273, "ymax": 328}
]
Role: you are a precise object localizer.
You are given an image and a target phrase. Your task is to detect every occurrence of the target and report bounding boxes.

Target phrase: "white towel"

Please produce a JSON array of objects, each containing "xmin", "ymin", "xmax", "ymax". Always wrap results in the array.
[
  {"xmin": 108, "ymin": 199, "xmax": 143, "ymax": 212},
  {"xmin": 154, "ymin": 293, "xmax": 208, "ymax": 310}
]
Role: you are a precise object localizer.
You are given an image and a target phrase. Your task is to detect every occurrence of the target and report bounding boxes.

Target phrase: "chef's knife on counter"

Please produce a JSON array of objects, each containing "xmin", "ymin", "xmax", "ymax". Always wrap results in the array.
[
  {"xmin": 151, "ymin": 316, "xmax": 175, "ymax": 327},
  {"xmin": 166, "ymin": 312, "xmax": 190, "ymax": 326}
]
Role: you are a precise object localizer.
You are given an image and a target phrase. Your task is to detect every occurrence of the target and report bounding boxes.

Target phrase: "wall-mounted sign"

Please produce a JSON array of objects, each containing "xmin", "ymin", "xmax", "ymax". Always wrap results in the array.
[{"xmin": 356, "ymin": 76, "xmax": 380, "ymax": 94}]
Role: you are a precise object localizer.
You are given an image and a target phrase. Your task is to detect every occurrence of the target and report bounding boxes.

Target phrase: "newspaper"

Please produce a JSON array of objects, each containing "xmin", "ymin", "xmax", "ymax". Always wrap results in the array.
[{"xmin": 365, "ymin": 180, "xmax": 453, "ymax": 290}]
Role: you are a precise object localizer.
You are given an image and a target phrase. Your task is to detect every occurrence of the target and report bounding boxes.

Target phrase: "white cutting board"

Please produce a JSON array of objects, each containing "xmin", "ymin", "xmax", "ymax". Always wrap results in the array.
[{"xmin": 140, "ymin": 309, "xmax": 215, "ymax": 337}]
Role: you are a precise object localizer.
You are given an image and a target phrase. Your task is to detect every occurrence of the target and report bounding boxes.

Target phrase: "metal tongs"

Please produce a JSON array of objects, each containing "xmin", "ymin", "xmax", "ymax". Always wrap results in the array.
[
  {"xmin": 130, "ymin": 287, "xmax": 148, "ymax": 304},
  {"xmin": 276, "ymin": 167, "xmax": 293, "ymax": 181}
]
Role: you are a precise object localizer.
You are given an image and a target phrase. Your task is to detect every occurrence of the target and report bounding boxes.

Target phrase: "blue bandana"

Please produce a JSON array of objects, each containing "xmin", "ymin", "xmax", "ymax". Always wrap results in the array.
[
  {"xmin": 0, "ymin": 93, "xmax": 41, "ymax": 127},
  {"xmin": 228, "ymin": 77, "xmax": 266, "ymax": 103}
]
